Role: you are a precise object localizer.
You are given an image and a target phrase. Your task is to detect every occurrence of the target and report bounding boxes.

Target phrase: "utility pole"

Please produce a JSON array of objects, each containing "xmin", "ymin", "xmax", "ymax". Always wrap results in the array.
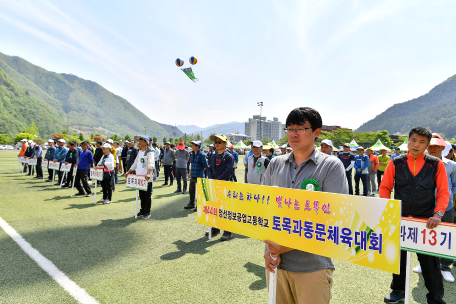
[
  {"xmin": 66, "ymin": 121, "xmax": 69, "ymax": 134},
  {"xmin": 173, "ymin": 125, "xmax": 176, "ymax": 139},
  {"xmin": 257, "ymin": 101, "xmax": 263, "ymax": 140},
  {"xmin": 144, "ymin": 126, "xmax": 147, "ymax": 135}
]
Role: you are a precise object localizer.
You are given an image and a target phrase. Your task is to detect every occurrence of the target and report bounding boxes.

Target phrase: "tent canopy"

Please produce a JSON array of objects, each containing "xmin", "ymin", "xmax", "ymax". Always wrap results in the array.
[
  {"xmin": 234, "ymin": 141, "xmax": 250, "ymax": 149},
  {"xmin": 269, "ymin": 140, "xmax": 279, "ymax": 148},
  {"xmin": 370, "ymin": 139, "xmax": 390, "ymax": 152},
  {"xmin": 398, "ymin": 138, "xmax": 408, "ymax": 152},
  {"xmin": 349, "ymin": 139, "xmax": 359, "ymax": 151}
]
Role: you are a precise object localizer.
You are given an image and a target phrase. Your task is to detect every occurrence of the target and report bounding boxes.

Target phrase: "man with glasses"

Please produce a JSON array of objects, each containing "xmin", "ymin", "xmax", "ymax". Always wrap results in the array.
[
  {"xmin": 263, "ymin": 107, "xmax": 348, "ymax": 304},
  {"xmin": 338, "ymin": 143, "xmax": 355, "ymax": 195},
  {"xmin": 206, "ymin": 134, "xmax": 234, "ymax": 241}
]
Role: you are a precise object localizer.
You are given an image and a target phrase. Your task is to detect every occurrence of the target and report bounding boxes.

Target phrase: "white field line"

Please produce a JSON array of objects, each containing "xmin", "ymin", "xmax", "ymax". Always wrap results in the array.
[{"xmin": 0, "ymin": 217, "xmax": 99, "ymax": 304}]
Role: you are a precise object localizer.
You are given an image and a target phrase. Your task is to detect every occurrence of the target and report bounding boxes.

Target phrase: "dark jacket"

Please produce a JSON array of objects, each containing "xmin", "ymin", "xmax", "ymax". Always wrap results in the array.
[
  {"xmin": 25, "ymin": 146, "xmax": 33, "ymax": 157},
  {"xmin": 121, "ymin": 145, "xmax": 129, "ymax": 158},
  {"xmin": 45, "ymin": 146, "xmax": 56, "ymax": 161},
  {"xmin": 208, "ymin": 149, "xmax": 233, "ymax": 181},
  {"xmin": 65, "ymin": 148, "xmax": 80, "ymax": 165},
  {"xmin": 393, "ymin": 154, "xmax": 439, "ymax": 218},
  {"xmin": 127, "ymin": 147, "xmax": 139, "ymax": 163},
  {"xmin": 93, "ymin": 147, "xmax": 103, "ymax": 165}
]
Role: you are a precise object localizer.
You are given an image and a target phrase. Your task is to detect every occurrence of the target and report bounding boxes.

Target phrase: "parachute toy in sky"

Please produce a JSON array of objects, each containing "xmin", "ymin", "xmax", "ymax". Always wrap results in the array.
[
  {"xmin": 175, "ymin": 58, "xmax": 184, "ymax": 67},
  {"xmin": 181, "ymin": 67, "xmax": 198, "ymax": 83},
  {"xmin": 176, "ymin": 56, "xmax": 198, "ymax": 83}
]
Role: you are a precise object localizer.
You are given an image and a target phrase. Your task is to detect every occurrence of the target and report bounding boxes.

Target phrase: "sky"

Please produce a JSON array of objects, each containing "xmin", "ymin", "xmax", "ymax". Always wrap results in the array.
[{"xmin": 1, "ymin": 0, "xmax": 456, "ymax": 130}]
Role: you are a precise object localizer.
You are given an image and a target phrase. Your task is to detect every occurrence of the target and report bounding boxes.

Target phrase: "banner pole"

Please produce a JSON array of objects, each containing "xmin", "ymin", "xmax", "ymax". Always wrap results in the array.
[
  {"xmin": 268, "ymin": 255, "xmax": 277, "ymax": 304},
  {"xmin": 42, "ymin": 163, "xmax": 45, "ymax": 182},
  {"xmin": 404, "ymin": 251, "xmax": 411, "ymax": 304},
  {"xmin": 52, "ymin": 169, "xmax": 55, "ymax": 186},
  {"xmin": 94, "ymin": 182, "xmax": 97, "ymax": 204},
  {"xmin": 135, "ymin": 190, "xmax": 138, "ymax": 218},
  {"xmin": 18, "ymin": 160, "xmax": 20, "ymax": 173},
  {"xmin": 59, "ymin": 172, "xmax": 66, "ymax": 189},
  {"xmin": 30, "ymin": 165, "xmax": 33, "ymax": 179},
  {"xmin": 208, "ymin": 228, "xmax": 212, "ymax": 240},
  {"xmin": 71, "ymin": 169, "xmax": 76, "ymax": 197},
  {"xmin": 21, "ymin": 162, "xmax": 24, "ymax": 176}
]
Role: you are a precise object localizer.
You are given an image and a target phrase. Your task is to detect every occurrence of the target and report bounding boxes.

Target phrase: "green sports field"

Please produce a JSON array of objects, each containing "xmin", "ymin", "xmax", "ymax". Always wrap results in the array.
[{"xmin": 0, "ymin": 151, "xmax": 454, "ymax": 303}]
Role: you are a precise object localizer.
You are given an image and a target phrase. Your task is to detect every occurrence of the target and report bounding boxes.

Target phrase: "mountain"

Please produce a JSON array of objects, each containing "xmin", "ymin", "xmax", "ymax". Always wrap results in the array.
[
  {"xmin": 177, "ymin": 121, "xmax": 246, "ymax": 138},
  {"xmin": 0, "ymin": 52, "xmax": 183, "ymax": 139},
  {"xmin": 357, "ymin": 74, "xmax": 456, "ymax": 138},
  {"xmin": 0, "ymin": 67, "xmax": 66, "ymax": 137}
]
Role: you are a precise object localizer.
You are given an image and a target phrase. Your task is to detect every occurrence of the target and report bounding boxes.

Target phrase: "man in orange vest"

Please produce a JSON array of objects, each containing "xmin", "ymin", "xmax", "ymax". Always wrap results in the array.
[{"xmin": 18, "ymin": 139, "xmax": 28, "ymax": 173}]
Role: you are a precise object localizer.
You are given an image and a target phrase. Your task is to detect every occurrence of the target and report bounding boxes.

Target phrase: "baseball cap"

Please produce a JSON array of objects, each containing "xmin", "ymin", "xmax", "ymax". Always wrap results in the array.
[
  {"xmin": 228, "ymin": 144, "xmax": 234, "ymax": 148},
  {"xmin": 343, "ymin": 143, "xmax": 350, "ymax": 147},
  {"xmin": 208, "ymin": 144, "xmax": 214, "ymax": 147},
  {"xmin": 58, "ymin": 139, "xmax": 66, "ymax": 143},
  {"xmin": 165, "ymin": 141, "xmax": 171, "ymax": 144},
  {"xmin": 107, "ymin": 139, "xmax": 114, "ymax": 144},
  {"xmin": 210, "ymin": 134, "xmax": 227, "ymax": 142},
  {"xmin": 48, "ymin": 139, "xmax": 54, "ymax": 143},
  {"xmin": 27, "ymin": 140, "xmax": 33, "ymax": 143},
  {"xmin": 124, "ymin": 140, "xmax": 130, "ymax": 143},
  {"xmin": 252, "ymin": 140, "xmax": 263, "ymax": 147},
  {"xmin": 366, "ymin": 147, "xmax": 373, "ymax": 151},
  {"xmin": 263, "ymin": 144, "xmax": 272, "ymax": 150},
  {"xmin": 102, "ymin": 143, "xmax": 111, "ymax": 148},
  {"xmin": 443, "ymin": 141, "xmax": 452, "ymax": 157},
  {"xmin": 357, "ymin": 146, "xmax": 365, "ymax": 150},
  {"xmin": 321, "ymin": 139, "xmax": 333, "ymax": 148},
  {"xmin": 177, "ymin": 141, "xmax": 185, "ymax": 150},
  {"xmin": 21, "ymin": 139, "xmax": 27, "ymax": 142},
  {"xmin": 191, "ymin": 140, "xmax": 202, "ymax": 147},
  {"xmin": 280, "ymin": 144, "xmax": 287, "ymax": 149},
  {"xmin": 430, "ymin": 133, "xmax": 446, "ymax": 147},
  {"xmin": 139, "ymin": 135, "xmax": 150, "ymax": 143}
]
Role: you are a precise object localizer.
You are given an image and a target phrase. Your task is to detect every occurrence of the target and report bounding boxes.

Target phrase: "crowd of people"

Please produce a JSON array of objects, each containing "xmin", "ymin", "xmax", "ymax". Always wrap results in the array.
[{"xmin": 15, "ymin": 106, "xmax": 456, "ymax": 304}]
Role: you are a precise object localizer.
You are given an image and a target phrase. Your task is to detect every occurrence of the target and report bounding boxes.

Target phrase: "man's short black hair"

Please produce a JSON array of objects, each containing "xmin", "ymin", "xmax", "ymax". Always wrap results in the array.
[
  {"xmin": 152, "ymin": 142, "xmax": 157, "ymax": 146},
  {"xmin": 171, "ymin": 144, "xmax": 175, "ymax": 148},
  {"xmin": 408, "ymin": 127, "xmax": 432, "ymax": 143},
  {"xmin": 80, "ymin": 141, "xmax": 88, "ymax": 146},
  {"xmin": 68, "ymin": 141, "xmax": 75, "ymax": 146},
  {"xmin": 96, "ymin": 141, "xmax": 102, "ymax": 145},
  {"xmin": 269, "ymin": 148, "xmax": 275, "ymax": 153},
  {"xmin": 286, "ymin": 107, "xmax": 322, "ymax": 131}
]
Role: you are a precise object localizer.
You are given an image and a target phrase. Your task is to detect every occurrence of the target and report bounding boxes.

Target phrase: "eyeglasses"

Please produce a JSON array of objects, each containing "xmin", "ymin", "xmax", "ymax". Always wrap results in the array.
[
  {"xmin": 283, "ymin": 127, "xmax": 312, "ymax": 134},
  {"xmin": 214, "ymin": 141, "xmax": 224, "ymax": 144}
]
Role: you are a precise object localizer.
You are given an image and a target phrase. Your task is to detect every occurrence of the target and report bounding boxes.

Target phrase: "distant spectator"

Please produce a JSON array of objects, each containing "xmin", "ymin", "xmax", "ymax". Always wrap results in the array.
[
  {"xmin": 174, "ymin": 141, "xmax": 190, "ymax": 194},
  {"xmin": 228, "ymin": 144, "xmax": 239, "ymax": 182},
  {"xmin": 338, "ymin": 143, "xmax": 355, "ymax": 194},
  {"xmin": 366, "ymin": 147, "xmax": 379, "ymax": 195},
  {"xmin": 354, "ymin": 147, "xmax": 369, "ymax": 196},
  {"xmin": 377, "ymin": 148, "xmax": 391, "ymax": 190}
]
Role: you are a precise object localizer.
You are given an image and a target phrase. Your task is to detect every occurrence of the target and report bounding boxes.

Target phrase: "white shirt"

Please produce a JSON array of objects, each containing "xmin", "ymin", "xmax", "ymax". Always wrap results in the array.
[
  {"xmin": 115, "ymin": 147, "xmax": 122, "ymax": 164},
  {"xmin": 136, "ymin": 150, "xmax": 147, "ymax": 176}
]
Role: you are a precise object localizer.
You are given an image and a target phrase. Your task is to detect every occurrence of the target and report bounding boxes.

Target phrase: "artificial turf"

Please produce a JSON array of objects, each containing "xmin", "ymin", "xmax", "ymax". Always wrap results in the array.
[{"xmin": 0, "ymin": 151, "xmax": 455, "ymax": 303}]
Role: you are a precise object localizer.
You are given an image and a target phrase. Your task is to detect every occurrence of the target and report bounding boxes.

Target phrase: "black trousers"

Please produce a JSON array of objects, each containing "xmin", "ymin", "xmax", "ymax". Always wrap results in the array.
[
  {"xmin": 175, "ymin": 167, "xmax": 187, "ymax": 191},
  {"xmin": 23, "ymin": 163, "xmax": 28, "ymax": 173},
  {"xmin": 65, "ymin": 165, "xmax": 74, "ymax": 186},
  {"xmin": 57, "ymin": 170, "xmax": 66, "ymax": 185},
  {"xmin": 101, "ymin": 178, "xmax": 112, "ymax": 200},
  {"xmin": 155, "ymin": 161, "xmax": 160, "ymax": 177},
  {"xmin": 164, "ymin": 165, "xmax": 174, "ymax": 184},
  {"xmin": 122, "ymin": 157, "xmax": 127, "ymax": 174},
  {"xmin": 346, "ymin": 169, "xmax": 353, "ymax": 195},
  {"xmin": 377, "ymin": 170, "xmax": 385, "ymax": 190},
  {"xmin": 391, "ymin": 250, "xmax": 445, "ymax": 304},
  {"xmin": 75, "ymin": 169, "xmax": 91, "ymax": 194},
  {"xmin": 231, "ymin": 168, "xmax": 237, "ymax": 182},
  {"xmin": 138, "ymin": 182, "xmax": 153, "ymax": 213},
  {"xmin": 48, "ymin": 168, "xmax": 54, "ymax": 180},
  {"xmin": 354, "ymin": 174, "xmax": 367, "ymax": 195},
  {"xmin": 244, "ymin": 168, "xmax": 248, "ymax": 183},
  {"xmin": 189, "ymin": 177, "xmax": 197, "ymax": 206},
  {"xmin": 35, "ymin": 158, "xmax": 43, "ymax": 177}
]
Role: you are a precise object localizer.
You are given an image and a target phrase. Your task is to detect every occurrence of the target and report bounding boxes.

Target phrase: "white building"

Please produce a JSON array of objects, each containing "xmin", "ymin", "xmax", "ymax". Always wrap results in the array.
[{"xmin": 245, "ymin": 116, "xmax": 282, "ymax": 141}]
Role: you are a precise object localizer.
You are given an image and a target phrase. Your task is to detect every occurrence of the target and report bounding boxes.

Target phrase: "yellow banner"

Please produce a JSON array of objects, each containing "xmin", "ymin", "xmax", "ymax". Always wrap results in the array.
[{"xmin": 196, "ymin": 179, "xmax": 401, "ymax": 274}]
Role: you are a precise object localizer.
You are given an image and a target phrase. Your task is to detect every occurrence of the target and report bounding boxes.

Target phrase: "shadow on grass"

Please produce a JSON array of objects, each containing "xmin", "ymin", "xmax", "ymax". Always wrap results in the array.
[
  {"xmin": 411, "ymin": 266, "xmax": 456, "ymax": 303},
  {"xmin": 161, "ymin": 234, "xmax": 249, "ymax": 261},
  {"xmin": 0, "ymin": 224, "xmax": 135, "ymax": 289},
  {"xmin": 243, "ymin": 262, "xmax": 267, "ymax": 290}
]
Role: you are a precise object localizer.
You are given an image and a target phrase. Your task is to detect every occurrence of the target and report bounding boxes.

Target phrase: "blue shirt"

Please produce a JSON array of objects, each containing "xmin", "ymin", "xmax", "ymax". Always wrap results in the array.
[
  {"xmin": 45, "ymin": 146, "xmax": 56, "ymax": 160},
  {"xmin": 76, "ymin": 146, "xmax": 82, "ymax": 153},
  {"xmin": 391, "ymin": 153, "xmax": 401, "ymax": 159},
  {"xmin": 229, "ymin": 150, "xmax": 239, "ymax": 166},
  {"xmin": 354, "ymin": 154, "xmax": 369, "ymax": 174},
  {"xmin": 244, "ymin": 151, "xmax": 254, "ymax": 165},
  {"xmin": 54, "ymin": 146, "xmax": 68, "ymax": 162},
  {"xmin": 78, "ymin": 150, "xmax": 94, "ymax": 169},
  {"xmin": 31, "ymin": 146, "xmax": 43, "ymax": 158},
  {"xmin": 190, "ymin": 149, "xmax": 208, "ymax": 178}
]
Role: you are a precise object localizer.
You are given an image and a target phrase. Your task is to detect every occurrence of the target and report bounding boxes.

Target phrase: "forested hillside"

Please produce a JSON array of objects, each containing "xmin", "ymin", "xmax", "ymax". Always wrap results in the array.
[
  {"xmin": 0, "ymin": 68, "xmax": 65, "ymax": 138},
  {"xmin": 357, "ymin": 74, "xmax": 456, "ymax": 137},
  {"xmin": 0, "ymin": 52, "xmax": 182, "ymax": 138}
]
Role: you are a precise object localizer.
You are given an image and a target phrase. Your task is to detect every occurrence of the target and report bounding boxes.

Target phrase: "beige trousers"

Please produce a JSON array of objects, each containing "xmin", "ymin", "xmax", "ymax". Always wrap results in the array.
[{"xmin": 266, "ymin": 268, "xmax": 333, "ymax": 304}]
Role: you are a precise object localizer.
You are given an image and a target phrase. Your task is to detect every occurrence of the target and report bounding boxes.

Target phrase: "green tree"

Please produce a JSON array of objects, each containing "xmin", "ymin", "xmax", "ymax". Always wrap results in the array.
[
  {"xmin": 62, "ymin": 130, "xmax": 68, "ymax": 135},
  {"xmin": 90, "ymin": 133, "xmax": 94, "ymax": 139},
  {"xmin": 169, "ymin": 137, "xmax": 173, "ymax": 144},
  {"xmin": 124, "ymin": 134, "xmax": 131, "ymax": 141},
  {"xmin": 79, "ymin": 133, "xmax": 84, "ymax": 141},
  {"xmin": 229, "ymin": 136, "xmax": 235, "ymax": 143},
  {"xmin": 319, "ymin": 128, "xmax": 354, "ymax": 148},
  {"xmin": 277, "ymin": 133, "xmax": 288, "ymax": 145},
  {"xmin": 175, "ymin": 138, "xmax": 180, "ymax": 144},
  {"xmin": 0, "ymin": 134, "xmax": 12, "ymax": 144},
  {"xmin": 152, "ymin": 136, "xmax": 157, "ymax": 143},
  {"xmin": 14, "ymin": 132, "xmax": 34, "ymax": 143},
  {"xmin": 24, "ymin": 122, "xmax": 39, "ymax": 136},
  {"xmin": 162, "ymin": 136, "xmax": 167, "ymax": 143},
  {"xmin": 195, "ymin": 134, "xmax": 201, "ymax": 141},
  {"xmin": 261, "ymin": 137, "xmax": 271, "ymax": 145}
]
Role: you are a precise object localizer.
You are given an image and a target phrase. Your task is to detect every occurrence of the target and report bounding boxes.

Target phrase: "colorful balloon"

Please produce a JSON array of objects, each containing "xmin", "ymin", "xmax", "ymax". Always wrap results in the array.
[
  {"xmin": 175, "ymin": 58, "xmax": 184, "ymax": 67},
  {"xmin": 189, "ymin": 56, "xmax": 197, "ymax": 65}
]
